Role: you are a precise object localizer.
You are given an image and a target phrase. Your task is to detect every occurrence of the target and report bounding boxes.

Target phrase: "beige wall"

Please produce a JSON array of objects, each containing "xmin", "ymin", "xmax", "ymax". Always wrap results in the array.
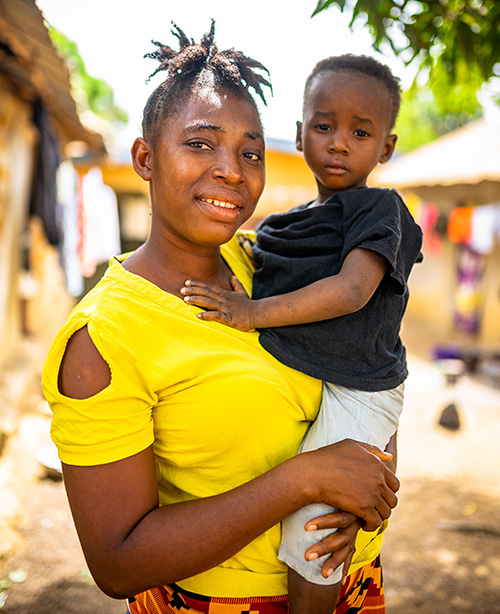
[
  {"xmin": 401, "ymin": 187, "xmax": 500, "ymax": 351},
  {"xmin": 0, "ymin": 79, "xmax": 76, "ymax": 368},
  {"xmin": 0, "ymin": 82, "xmax": 36, "ymax": 367}
]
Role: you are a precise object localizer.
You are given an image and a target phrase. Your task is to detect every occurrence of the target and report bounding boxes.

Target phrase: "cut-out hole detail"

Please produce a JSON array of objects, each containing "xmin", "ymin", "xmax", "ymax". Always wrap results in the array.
[{"xmin": 58, "ymin": 326, "xmax": 111, "ymax": 399}]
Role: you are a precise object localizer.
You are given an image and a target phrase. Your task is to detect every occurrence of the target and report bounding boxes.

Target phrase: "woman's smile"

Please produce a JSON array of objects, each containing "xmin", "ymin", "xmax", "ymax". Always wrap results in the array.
[{"xmin": 196, "ymin": 193, "xmax": 244, "ymax": 221}]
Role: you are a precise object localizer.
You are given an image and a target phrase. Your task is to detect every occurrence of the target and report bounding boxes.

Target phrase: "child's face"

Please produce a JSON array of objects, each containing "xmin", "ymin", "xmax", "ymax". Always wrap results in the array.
[{"xmin": 297, "ymin": 70, "xmax": 397, "ymax": 202}]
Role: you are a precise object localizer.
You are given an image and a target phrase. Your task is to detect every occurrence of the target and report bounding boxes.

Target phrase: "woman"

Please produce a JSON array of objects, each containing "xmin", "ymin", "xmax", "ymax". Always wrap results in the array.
[{"xmin": 42, "ymin": 22, "xmax": 399, "ymax": 613}]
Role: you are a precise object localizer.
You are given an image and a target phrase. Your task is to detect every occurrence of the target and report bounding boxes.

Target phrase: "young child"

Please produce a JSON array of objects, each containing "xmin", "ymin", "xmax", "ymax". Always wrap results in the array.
[{"xmin": 181, "ymin": 54, "xmax": 423, "ymax": 613}]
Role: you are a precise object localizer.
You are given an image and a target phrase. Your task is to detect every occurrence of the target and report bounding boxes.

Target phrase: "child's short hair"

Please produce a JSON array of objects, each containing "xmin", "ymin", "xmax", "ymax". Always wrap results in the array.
[{"xmin": 304, "ymin": 54, "xmax": 402, "ymax": 131}]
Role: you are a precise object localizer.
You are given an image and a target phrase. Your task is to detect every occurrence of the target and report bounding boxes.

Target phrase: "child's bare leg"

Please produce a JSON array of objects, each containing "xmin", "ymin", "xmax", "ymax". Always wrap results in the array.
[{"xmin": 288, "ymin": 567, "xmax": 341, "ymax": 614}]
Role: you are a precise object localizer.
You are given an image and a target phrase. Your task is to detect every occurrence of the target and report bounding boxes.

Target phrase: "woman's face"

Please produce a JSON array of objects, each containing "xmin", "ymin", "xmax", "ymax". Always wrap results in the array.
[{"xmin": 146, "ymin": 88, "xmax": 265, "ymax": 250}]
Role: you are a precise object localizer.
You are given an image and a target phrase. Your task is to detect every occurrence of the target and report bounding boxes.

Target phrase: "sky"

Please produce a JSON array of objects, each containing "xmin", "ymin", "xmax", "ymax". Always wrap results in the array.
[{"xmin": 35, "ymin": 0, "xmax": 408, "ymax": 151}]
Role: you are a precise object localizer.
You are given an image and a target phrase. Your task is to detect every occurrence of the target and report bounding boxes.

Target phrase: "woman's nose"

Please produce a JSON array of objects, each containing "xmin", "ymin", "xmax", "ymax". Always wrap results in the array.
[{"xmin": 212, "ymin": 151, "xmax": 243, "ymax": 183}]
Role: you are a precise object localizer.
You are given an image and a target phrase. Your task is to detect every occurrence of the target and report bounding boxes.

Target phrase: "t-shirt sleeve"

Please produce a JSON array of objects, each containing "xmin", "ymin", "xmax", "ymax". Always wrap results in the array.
[
  {"xmin": 341, "ymin": 189, "xmax": 423, "ymax": 295},
  {"xmin": 42, "ymin": 316, "xmax": 157, "ymax": 466}
]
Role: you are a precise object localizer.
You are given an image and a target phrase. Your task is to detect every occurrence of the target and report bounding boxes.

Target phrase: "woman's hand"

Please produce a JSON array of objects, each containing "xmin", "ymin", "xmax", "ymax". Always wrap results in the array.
[
  {"xmin": 181, "ymin": 276, "xmax": 257, "ymax": 331},
  {"xmin": 297, "ymin": 438, "xmax": 399, "ymax": 533},
  {"xmin": 304, "ymin": 511, "xmax": 362, "ymax": 581}
]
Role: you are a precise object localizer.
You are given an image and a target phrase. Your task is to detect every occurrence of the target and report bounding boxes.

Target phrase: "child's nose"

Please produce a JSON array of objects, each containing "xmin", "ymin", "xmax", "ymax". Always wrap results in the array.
[{"xmin": 328, "ymin": 131, "xmax": 349, "ymax": 154}]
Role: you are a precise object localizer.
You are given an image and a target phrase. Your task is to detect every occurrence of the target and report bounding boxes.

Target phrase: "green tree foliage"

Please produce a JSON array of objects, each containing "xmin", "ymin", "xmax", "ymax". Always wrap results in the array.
[
  {"xmin": 48, "ymin": 26, "xmax": 128, "ymax": 125},
  {"xmin": 312, "ymin": 0, "xmax": 499, "ymax": 84},
  {"xmin": 396, "ymin": 61, "xmax": 484, "ymax": 152}
]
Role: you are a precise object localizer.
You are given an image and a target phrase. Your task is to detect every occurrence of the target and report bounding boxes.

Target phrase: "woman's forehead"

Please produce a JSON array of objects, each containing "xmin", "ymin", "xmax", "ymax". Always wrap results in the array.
[{"xmin": 164, "ymin": 88, "xmax": 263, "ymax": 136}]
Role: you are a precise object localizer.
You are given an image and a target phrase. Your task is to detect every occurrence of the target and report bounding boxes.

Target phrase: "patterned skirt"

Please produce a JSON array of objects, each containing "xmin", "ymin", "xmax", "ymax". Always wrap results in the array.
[{"xmin": 126, "ymin": 556, "xmax": 385, "ymax": 614}]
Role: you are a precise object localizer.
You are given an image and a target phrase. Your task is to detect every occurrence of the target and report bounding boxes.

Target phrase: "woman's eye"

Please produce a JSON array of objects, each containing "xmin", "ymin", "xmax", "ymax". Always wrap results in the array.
[
  {"xmin": 189, "ymin": 141, "xmax": 211, "ymax": 150},
  {"xmin": 243, "ymin": 152, "xmax": 262, "ymax": 162}
]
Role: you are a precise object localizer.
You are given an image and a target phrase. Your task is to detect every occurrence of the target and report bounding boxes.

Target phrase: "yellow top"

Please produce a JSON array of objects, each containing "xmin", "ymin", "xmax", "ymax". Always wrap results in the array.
[{"xmin": 42, "ymin": 234, "xmax": 386, "ymax": 598}]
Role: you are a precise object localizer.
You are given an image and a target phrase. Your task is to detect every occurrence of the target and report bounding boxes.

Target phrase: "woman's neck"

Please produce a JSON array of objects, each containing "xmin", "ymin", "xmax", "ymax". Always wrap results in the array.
[{"xmin": 122, "ymin": 239, "xmax": 233, "ymax": 297}]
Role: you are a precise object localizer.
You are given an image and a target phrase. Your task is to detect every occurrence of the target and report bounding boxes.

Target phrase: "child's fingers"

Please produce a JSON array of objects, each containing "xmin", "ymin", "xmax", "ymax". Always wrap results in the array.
[
  {"xmin": 181, "ymin": 285, "xmax": 221, "ymax": 300},
  {"xmin": 230, "ymin": 276, "xmax": 248, "ymax": 295},
  {"xmin": 183, "ymin": 294, "xmax": 224, "ymax": 311},
  {"xmin": 196, "ymin": 310, "xmax": 230, "ymax": 324},
  {"xmin": 184, "ymin": 279, "xmax": 219, "ymax": 291}
]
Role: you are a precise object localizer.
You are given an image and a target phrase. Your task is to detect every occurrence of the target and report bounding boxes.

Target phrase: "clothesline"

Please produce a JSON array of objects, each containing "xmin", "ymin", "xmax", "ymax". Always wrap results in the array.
[{"xmin": 403, "ymin": 192, "xmax": 500, "ymax": 257}]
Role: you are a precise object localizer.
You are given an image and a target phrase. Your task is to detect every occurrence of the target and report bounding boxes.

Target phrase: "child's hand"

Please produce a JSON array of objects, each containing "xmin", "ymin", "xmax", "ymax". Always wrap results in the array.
[{"xmin": 181, "ymin": 276, "xmax": 256, "ymax": 331}]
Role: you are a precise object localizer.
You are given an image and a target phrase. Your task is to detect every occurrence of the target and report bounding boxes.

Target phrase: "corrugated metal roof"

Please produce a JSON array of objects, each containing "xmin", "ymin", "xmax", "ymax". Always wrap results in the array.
[
  {"xmin": 0, "ymin": 0, "xmax": 104, "ymax": 153},
  {"xmin": 372, "ymin": 117, "xmax": 500, "ymax": 189}
]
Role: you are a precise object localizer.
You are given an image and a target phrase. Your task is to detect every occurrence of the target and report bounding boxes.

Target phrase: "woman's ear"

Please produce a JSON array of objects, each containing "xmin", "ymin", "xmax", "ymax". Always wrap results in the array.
[
  {"xmin": 131, "ymin": 137, "xmax": 153, "ymax": 181},
  {"xmin": 379, "ymin": 134, "xmax": 398, "ymax": 164},
  {"xmin": 296, "ymin": 121, "xmax": 303, "ymax": 152}
]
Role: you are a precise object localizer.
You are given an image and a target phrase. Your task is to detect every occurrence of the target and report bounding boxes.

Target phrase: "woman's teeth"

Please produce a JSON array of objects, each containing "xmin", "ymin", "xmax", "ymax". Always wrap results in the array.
[{"xmin": 201, "ymin": 198, "xmax": 238, "ymax": 209}]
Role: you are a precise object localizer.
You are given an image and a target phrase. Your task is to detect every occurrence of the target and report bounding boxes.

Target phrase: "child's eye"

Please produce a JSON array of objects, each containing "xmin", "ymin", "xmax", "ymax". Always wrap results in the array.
[
  {"xmin": 354, "ymin": 129, "xmax": 370, "ymax": 137},
  {"xmin": 316, "ymin": 124, "xmax": 331, "ymax": 131}
]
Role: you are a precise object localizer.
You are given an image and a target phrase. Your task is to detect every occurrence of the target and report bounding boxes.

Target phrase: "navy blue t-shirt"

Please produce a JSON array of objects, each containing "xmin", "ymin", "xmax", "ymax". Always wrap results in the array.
[{"xmin": 252, "ymin": 187, "xmax": 423, "ymax": 391}]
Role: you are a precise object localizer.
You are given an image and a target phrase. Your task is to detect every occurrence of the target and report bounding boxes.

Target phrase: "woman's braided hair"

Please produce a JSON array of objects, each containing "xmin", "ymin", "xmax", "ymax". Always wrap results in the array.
[
  {"xmin": 304, "ymin": 54, "xmax": 402, "ymax": 131},
  {"xmin": 142, "ymin": 20, "xmax": 272, "ymax": 144}
]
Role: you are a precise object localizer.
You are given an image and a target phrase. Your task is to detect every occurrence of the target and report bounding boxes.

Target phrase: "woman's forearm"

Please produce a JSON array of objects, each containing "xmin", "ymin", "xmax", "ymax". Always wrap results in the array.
[
  {"xmin": 63, "ymin": 440, "xmax": 398, "ymax": 599},
  {"xmin": 63, "ymin": 447, "xmax": 310, "ymax": 599}
]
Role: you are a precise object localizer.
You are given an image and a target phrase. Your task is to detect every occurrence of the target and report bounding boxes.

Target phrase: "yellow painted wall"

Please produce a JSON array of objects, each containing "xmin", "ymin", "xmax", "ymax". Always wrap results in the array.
[{"xmin": 251, "ymin": 149, "xmax": 317, "ymax": 226}]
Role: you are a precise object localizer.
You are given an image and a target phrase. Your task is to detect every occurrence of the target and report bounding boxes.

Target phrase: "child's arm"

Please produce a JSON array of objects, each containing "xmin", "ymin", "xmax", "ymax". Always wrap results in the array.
[{"xmin": 181, "ymin": 248, "xmax": 387, "ymax": 331}]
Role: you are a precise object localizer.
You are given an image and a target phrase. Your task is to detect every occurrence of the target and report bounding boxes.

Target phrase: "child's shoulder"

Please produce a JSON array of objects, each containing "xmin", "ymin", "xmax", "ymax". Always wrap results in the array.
[
  {"xmin": 341, "ymin": 186, "xmax": 399, "ymax": 202},
  {"xmin": 338, "ymin": 186, "xmax": 403, "ymax": 213}
]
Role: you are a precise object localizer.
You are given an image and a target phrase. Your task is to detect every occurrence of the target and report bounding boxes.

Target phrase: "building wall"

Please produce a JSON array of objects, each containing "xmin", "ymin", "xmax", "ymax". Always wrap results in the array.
[
  {"xmin": 0, "ymin": 77, "xmax": 76, "ymax": 367},
  {"xmin": 400, "ymin": 186, "xmax": 500, "ymax": 351},
  {"xmin": 0, "ymin": 80, "xmax": 36, "ymax": 366}
]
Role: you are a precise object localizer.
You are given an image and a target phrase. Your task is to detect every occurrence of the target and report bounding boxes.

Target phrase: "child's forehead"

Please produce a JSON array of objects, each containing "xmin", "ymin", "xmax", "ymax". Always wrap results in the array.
[
  {"xmin": 305, "ymin": 70, "xmax": 393, "ymax": 122},
  {"xmin": 308, "ymin": 68, "xmax": 385, "ymax": 97}
]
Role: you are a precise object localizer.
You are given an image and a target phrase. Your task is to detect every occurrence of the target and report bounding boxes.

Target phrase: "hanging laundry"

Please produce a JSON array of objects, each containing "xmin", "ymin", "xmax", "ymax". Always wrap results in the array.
[
  {"xmin": 79, "ymin": 167, "xmax": 121, "ymax": 278},
  {"xmin": 470, "ymin": 203, "xmax": 500, "ymax": 255},
  {"xmin": 419, "ymin": 202, "xmax": 442, "ymax": 257},
  {"xmin": 447, "ymin": 206, "xmax": 474, "ymax": 244},
  {"xmin": 453, "ymin": 245, "xmax": 485, "ymax": 336},
  {"xmin": 30, "ymin": 100, "xmax": 61, "ymax": 246},
  {"xmin": 57, "ymin": 160, "xmax": 83, "ymax": 297}
]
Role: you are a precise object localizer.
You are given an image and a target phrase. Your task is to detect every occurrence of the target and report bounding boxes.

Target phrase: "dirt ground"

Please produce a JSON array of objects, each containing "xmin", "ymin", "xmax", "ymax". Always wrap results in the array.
[{"xmin": 1, "ymin": 325, "xmax": 500, "ymax": 613}]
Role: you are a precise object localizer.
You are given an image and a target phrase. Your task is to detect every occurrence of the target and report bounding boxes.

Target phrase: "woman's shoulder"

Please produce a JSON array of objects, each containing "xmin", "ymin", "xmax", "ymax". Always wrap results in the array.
[{"xmin": 222, "ymin": 233, "xmax": 257, "ymax": 292}]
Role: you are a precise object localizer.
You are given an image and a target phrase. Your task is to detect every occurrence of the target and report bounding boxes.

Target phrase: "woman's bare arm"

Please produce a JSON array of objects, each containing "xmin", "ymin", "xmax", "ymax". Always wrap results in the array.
[
  {"xmin": 58, "ymin": 328, "xmax": 399, "ymax": 599},
  {"xmin": 181, "ymin": 248, "xmax": 387, "ymax": 330}
]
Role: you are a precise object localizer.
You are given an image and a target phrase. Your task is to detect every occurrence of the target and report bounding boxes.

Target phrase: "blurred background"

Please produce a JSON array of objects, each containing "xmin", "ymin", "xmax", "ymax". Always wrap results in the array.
[{"xmin": 0, "ymin": 1, "xmax": 499, "ymax": 612}]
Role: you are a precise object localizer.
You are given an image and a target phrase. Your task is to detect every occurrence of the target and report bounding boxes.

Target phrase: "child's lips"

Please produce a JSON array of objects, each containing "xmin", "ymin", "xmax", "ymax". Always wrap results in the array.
[{"xmin": 324, "ymin": 163, "xmax": 348, "ymax": 174}]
